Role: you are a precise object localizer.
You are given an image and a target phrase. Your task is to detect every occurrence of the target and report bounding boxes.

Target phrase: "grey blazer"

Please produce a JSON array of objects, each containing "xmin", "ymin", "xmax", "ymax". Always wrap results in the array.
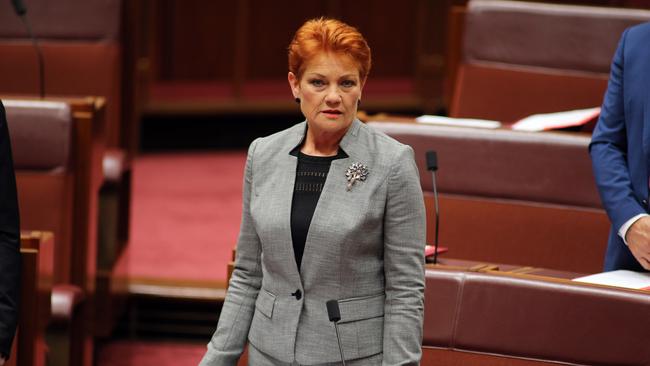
[{"xmin": 200, "ymin": 119, "xmax": 426, "ymax": 365}]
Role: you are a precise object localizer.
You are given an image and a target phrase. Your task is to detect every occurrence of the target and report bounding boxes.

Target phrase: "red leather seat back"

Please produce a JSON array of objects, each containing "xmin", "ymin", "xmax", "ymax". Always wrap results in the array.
[
  {"xmin": 423, "ymin": 269, "xmax": 650, "ymax": 365},
  {"xmin": 0, "ymin": 0, "xmax": 122, "ymax": 146},
  {"xmin": 450, "ymin": 0, "xmax": 650, "ymax": 122},
  {"xmin": 369, "ymin": 122, "xmax": 609, "ymax": 273}
]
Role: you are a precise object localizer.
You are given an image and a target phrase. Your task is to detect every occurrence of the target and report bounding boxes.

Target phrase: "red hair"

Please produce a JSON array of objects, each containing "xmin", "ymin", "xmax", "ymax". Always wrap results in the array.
[{"xmin": 288, "ymin": 17, "xmax": 371, "ymax": 82}]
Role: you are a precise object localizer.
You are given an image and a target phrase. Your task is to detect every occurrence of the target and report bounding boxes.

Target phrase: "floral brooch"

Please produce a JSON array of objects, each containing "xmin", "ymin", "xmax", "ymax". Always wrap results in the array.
[{"xmin": 345, "ymin": 162, "xmax": 369, "ymax": 191}]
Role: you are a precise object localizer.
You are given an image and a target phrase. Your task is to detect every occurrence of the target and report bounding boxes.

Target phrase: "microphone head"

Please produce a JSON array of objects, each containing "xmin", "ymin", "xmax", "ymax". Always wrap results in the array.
[
  {"xmin": 11, "ymin": 0, "xmax": 27, "ymax": 16},
  {"xmin": 426, "ymin": 150, "xmax": 438, "ymax": 171},
  {"xmin": 326, "ymin": 300, "xmax": 341, "ymax": 322}
]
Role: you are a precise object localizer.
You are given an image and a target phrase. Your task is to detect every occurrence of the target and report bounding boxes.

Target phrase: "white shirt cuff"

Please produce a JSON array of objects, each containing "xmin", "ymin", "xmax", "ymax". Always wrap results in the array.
[{"xmin": 618, "ymin": 214, "xmax": 650, "ymax": 245}]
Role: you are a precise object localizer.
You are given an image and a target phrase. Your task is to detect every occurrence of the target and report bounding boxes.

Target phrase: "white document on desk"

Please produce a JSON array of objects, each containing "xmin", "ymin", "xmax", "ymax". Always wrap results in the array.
[
  {"xmin": 511, "ymin": 107, "xmax": 600, "ymax": 131},
  {"xmin": 573, "ymin": 270, "xmax": 650, "ymax": 290},
  {"xmin": 415, "ymin": 115, "xmax": 502, "ymax": 129}
]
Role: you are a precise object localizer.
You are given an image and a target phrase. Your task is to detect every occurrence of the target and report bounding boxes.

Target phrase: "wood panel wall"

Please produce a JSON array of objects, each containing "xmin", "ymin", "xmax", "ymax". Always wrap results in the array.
[
  {"xmin": 144, "ymin": 0, "xmax": 648, "ymax": 115},
  {"xmin": 154, "ymin": 0, "xmax": 432, "ymax": 81}
]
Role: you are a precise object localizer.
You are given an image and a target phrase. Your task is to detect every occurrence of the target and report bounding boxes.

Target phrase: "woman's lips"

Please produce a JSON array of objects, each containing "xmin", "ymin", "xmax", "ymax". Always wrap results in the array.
[{"xmin": 322, "ymin": 110, "xmax": 343, "ymax": 118}]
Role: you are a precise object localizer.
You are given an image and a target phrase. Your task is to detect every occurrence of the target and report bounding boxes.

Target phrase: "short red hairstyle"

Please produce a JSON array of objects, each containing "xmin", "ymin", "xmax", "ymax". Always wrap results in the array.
[{"xmin": 288, "ymin": 17, "xmax": 371, "ymax": 82}]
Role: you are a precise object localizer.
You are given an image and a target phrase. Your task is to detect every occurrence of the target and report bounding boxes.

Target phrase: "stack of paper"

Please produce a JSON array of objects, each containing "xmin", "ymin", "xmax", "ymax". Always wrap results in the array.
[
  {"xmin": 511, "ymin": 107, "xmax": 600, "ymax": 132},
  {"xmin": 573, "ymin": 270, "xmax": 650, "ymax": 290},
  {"xmin": 415, "ymin": 115, "xmax": 502, "ymax": 129}
]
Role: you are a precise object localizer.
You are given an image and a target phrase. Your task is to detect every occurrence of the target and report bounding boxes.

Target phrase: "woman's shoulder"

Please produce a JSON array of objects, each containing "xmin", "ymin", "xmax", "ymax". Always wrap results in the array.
[
  {"xmin": 341, "ymin": 121, "xmax": 415, "ymax": 178},
  {"xmin": 358, "ymin": 121, "xmax": 413, "ymax": 157},
  {"xmin": 249, "ymin": 121, "xmax": 305, "ymax": 156}
]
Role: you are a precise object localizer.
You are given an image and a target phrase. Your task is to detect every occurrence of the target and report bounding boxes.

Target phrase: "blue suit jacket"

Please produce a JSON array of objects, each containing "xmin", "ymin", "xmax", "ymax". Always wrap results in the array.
[{"xmin": 590, "ymin": 22, "xmax": 650, "ymax": 271}]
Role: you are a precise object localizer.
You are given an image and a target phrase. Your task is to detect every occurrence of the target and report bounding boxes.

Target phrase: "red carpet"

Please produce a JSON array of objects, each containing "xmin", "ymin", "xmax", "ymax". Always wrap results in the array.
[
  {"xmin": 97, "ymin": 340, "xmax": 206, "ymax": 366},
  {"xmin": 122, "ymin": 151, "xmax": 247, "ymax": 287}
]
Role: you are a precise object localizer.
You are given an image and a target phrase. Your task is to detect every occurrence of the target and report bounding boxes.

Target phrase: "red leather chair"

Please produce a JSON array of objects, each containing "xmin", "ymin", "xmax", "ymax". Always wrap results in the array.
[
  {"xmin": 0, "ymin": 0, "xmax": 143, "ymax": 336},
  {"xmin": 6, "ymin": 97, "xmax": 105, "ymax": 366}
]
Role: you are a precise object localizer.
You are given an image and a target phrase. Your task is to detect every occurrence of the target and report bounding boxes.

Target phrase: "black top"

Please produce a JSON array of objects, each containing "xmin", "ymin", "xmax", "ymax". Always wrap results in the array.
[
  {"xmin": 289, "ymin": 147, "xmax": 347, "ymax": 270},
  {"xmin": 0, "ymin": 101, "xmax": 21, "ymax": 360}
]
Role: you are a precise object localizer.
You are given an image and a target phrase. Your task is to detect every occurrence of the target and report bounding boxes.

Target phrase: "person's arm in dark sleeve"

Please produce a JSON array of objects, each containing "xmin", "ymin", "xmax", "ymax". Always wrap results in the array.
[
  {"xmin": 589, "ymin": 28, "xmax": 644, "ymax": 230},
  {"xmin": 0, "ymin": 101, "xmax": 21, "ymax": 362},
  {"xmin": 589, "ymin": 28, "xmax": 650, "ymax": 269}
]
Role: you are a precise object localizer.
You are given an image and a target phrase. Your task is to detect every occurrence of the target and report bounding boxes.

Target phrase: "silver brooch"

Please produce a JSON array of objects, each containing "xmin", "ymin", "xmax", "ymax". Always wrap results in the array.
[{"xmin": 345, "ymin": 162, "xmax": 369, "ymax": 191}]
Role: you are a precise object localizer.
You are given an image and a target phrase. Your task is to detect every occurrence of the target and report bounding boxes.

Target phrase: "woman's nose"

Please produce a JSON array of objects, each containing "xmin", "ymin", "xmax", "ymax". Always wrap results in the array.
[{"xmin": 325, "ymin": 87, "xmax": 341, "ymax": 104}]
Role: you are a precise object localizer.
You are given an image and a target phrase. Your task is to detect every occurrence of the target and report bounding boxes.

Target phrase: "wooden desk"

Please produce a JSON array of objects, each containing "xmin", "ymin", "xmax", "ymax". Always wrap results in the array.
[{"xmin": 427, "ymin": 258, "xmax": 586, "ymax": 282}]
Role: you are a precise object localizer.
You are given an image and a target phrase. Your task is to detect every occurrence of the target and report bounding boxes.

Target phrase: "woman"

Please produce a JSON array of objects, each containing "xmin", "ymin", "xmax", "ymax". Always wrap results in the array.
[{"xmin": 200, "ymin": 17, "xmax": 425, "ymax": 366}]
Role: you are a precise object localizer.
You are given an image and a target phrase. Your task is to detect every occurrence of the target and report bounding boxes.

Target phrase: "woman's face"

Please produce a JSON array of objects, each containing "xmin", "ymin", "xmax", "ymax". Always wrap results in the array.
[{"xmin": 288, "ymin": 52, "xmax": 363, "ymax": 135}]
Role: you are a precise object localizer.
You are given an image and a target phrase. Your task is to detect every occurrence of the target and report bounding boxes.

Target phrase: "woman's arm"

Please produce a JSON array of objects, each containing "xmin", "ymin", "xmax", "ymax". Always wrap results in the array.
[
  {"xmin": 200, "ymin": 139, "xmax": 263, "ymax": 366},
  {"xmin": 382, "ymin": 145, "xmax": 426, "ymax": 366}
]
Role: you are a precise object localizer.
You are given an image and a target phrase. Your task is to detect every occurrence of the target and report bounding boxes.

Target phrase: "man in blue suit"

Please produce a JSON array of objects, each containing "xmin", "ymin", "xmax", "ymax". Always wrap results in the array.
[{"xmin": 590, "ymin": 22, "xmax": 650, "ymax": 272}]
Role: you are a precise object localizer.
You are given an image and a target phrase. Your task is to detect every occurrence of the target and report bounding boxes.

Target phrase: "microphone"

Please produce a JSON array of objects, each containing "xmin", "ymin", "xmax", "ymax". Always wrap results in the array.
[
  {"xmin": 426, "ymin": 150, "xmax": 441, "ymax": 264},
  {"xmin": 326, "ymin": 300, "xmax": 346, "ymax": 366},
  {"xmin": 11, "ymin": 0, "xmax": 46, "ymax": 99}
]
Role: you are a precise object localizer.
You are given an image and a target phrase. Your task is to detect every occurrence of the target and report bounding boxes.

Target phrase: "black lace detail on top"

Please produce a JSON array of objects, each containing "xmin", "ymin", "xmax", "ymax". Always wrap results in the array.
[{"xmin": 289, "ymin": 147, "xmax": 347, "ymax": 270}]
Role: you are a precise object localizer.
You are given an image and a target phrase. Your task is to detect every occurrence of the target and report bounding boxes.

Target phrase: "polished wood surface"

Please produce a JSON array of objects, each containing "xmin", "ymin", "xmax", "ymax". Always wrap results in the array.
[
  {"xmin": 144, "ymin": 0, "xmax": 469, "ymax": 115},
  {"xmin": 142, "ymin": 0, "xmax": 649, "ymax": 116},
  {"xmin": 16, "ymin": 232, "xmax": 56, "ymax": 366},
  {"xmin": 17, "ymin": 248, "xmax": 37, "ymax": 366},
  {"xmin": 20, "ymin": 232, "xmax": 54, "ymax": 341}
]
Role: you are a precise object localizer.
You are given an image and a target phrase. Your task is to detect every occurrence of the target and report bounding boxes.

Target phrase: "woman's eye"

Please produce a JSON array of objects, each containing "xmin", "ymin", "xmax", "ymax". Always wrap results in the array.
[
  {"xmin": 309, "ymin": 79, "xmax": 325, "ymax": 87},
  {"xmin": 341, "ymin": 80, "xmax": 356, "ymax": 88}
]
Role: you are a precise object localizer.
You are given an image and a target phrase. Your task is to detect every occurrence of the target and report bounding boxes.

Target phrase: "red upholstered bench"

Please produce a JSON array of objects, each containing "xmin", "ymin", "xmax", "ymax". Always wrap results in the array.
[
  {"xmin": 369, "ymin": 121, "xmax": 609, "ymax": 274},
  {"xmin": 422, "ymin": 268, "xmax": 650, "ymax": 365}
]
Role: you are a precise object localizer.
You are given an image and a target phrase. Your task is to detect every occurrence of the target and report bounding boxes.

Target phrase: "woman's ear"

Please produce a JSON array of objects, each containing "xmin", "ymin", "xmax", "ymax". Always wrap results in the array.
[{"xmin": 288, "ymin": 72, "xmax": 300, "ymax": 98}]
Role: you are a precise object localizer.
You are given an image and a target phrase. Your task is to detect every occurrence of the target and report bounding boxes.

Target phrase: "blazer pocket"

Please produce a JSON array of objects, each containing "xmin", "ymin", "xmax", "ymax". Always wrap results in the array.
[
  {"xmin": 338, "ymin": 293, "xmax": 385, "ymax": 323},
  {"xmin": 336, "ymin": 293, "xmax": 385, "ymax": 359},
  {"xmin": 255, "ymin": 289, "xmax": 276, "ymax": 318}
]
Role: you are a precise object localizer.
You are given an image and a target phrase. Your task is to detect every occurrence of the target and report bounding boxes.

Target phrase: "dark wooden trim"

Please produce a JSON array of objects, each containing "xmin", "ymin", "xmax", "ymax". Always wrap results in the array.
[
  {"xmin": 18, "ymin": 248, "xmax": 38, "ymax": 366},
  {"xmin": 444, "ymin": 5, "xmax": 467, "ymax": 110}
]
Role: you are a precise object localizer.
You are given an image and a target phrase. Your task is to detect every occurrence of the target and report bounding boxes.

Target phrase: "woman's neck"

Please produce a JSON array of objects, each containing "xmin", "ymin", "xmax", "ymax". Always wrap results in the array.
[{"xmin": 301, "ymin": 125, "xmax": 346, "ymax": 156}]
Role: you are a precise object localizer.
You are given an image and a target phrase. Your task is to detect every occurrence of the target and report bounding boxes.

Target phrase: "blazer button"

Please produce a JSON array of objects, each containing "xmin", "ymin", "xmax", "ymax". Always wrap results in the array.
[{"xmin": 291, "ymin": 289, "xmax": 302, "ymax": 300}]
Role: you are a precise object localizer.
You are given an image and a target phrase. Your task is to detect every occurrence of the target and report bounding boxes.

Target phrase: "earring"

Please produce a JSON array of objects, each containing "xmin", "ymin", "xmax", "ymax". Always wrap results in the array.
[
  {"xmin": 357, "ymin": 99, "xmax": 361, "ymax": 106},
  {"xmin": 295, "ymin": 98, "xmax": 301, "ymax": 104}
]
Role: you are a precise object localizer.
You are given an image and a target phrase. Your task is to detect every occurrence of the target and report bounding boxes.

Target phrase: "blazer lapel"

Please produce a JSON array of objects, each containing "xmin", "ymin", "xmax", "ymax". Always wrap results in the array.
[
  {"xmin": 300, "ymin": 120, "xmax": 364, "ymax": 281},
  {"xmin": 271, "ymin": 124, "xmax": 305, "ymax": 285}
]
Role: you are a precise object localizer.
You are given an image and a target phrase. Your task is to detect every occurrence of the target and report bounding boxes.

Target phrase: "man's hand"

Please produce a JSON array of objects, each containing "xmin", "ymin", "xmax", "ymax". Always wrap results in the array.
[{"xmin": 625, "ymin": 216, "xmax": 650, "ymax": 270}]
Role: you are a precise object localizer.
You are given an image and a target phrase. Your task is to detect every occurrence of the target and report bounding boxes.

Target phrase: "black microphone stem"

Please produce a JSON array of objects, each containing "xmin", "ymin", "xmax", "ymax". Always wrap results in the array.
[
  {"xmin": 19, "ymin": 14, "xmax": 45, "ymax": 99},
  {"xmin": 431, "ymin": 170, "xmax": 440, "ymax": 264},
  {"xmin": 333, "ymin": 323, "xmax": 346, "ymax": 366}
]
